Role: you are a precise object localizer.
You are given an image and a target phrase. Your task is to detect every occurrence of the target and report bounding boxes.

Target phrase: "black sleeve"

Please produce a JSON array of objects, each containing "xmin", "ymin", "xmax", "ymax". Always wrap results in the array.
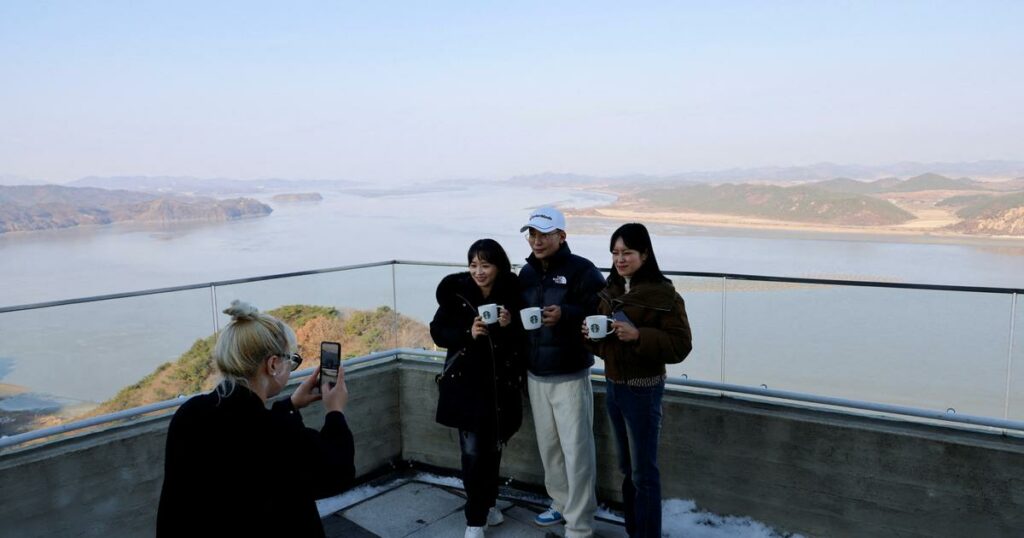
[
  {"xmin": 270, "ymin": 398, "xmax": 356, "ymax": 499},
  {"xmin": 430, "ymin": 279, "xmax": 471, "ymax": 350}
]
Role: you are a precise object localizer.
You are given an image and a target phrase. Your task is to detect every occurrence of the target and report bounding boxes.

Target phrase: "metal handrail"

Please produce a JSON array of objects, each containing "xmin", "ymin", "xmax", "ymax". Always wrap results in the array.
[
  {"xmin": 1, "ymin": 348, "xmax": 1020, "ymax": 451},
  {"xmin": 3, "ymin": 260, "xmax": 1022, "ymax": 314},
  {"xmin": 0, "ymin": 260, "xmax": 466, "ymax": 314},
  {"xmin": 659, "ymin": 374, "xmax": 1024, "ymax": 432},
  {"xmin": 0, "ymin": 348, "xmax": 442, "ymax": 450}
]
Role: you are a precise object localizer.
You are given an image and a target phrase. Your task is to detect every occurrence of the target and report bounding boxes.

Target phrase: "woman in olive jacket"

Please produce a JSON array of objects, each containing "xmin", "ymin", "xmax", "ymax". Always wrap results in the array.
[
  {"xmin": 583, "ymin": 223, "xmax": 692, "ymax": 538},
  {"xmin": 430, "ymin": 239, "xmax": 525, "ymax": 538}
]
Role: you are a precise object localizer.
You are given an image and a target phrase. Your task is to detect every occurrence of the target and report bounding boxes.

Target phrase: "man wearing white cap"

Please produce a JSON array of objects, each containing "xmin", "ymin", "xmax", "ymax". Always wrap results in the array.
[{"xmin": 518, "ymin": 206, "xmax": 605, "ymax": 538}]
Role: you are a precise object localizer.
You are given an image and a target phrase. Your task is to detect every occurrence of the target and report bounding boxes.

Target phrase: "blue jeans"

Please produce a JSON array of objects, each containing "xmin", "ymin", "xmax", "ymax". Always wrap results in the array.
[{"xmin": 606, "ymin": 381, "xmax": 664, "ymax": 538}]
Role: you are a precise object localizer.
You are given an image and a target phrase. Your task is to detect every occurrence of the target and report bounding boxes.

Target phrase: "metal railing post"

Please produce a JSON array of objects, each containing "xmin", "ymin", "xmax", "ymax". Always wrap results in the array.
[
  {"xmin": 391, "ymin": 262, "xmax": 400, "ymax": 349},
  {"xmin": 1004, "ymin": 293, "xmax": 1018, "ymax": 420},
  {"xmin": 720, "ymin": 276, "xmax": 727, "ymax": 386},
  {"xmin": 209, "ymin": 284, "xmax": 220, "ymax": 334}
]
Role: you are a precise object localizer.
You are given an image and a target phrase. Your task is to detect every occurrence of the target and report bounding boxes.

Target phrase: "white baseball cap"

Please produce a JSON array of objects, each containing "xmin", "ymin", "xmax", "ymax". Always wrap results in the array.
[{"xmin": 520, "ymin": 206, "xmax": 566, "ymax": 233}]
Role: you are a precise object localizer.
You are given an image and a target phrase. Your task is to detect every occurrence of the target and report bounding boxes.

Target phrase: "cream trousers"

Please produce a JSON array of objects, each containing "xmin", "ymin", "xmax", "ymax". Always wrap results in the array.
[{"xmin": 528, "ymin": 374, "xmax": 597, "ymax": 538}]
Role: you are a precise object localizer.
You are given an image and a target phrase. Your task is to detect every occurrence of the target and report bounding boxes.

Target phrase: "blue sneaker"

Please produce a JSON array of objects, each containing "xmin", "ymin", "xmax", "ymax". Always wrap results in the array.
[{"xmin": 534, "ymin": 508, "xmax": 564, "ymax": 527}]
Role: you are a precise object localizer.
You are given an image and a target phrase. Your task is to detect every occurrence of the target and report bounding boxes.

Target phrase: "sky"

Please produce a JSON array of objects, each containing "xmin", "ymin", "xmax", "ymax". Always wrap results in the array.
[{"xmin": 1, "ymin": 1, "xmax": 1022, "ymax": 184}]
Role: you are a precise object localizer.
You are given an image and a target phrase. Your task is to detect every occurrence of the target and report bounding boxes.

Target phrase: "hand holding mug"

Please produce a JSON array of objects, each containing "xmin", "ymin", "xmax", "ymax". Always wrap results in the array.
[
  {"xmin": 613, "ymin": 321, "xmax": 639, "ymax": 342},
  {"xmin": 584, "ymin": 315, "xmax": 614, "ymax": 340},
  {"xmin": 471, "ymin": 316, "xmax": 489, "ymax": 339},
  {"xmin": 497, "ymin": 306, "xmax": 511, "ymax": 327},
  {"xmin": 541, "ymin": 305, "xmax": 561, "ymax": 327}
]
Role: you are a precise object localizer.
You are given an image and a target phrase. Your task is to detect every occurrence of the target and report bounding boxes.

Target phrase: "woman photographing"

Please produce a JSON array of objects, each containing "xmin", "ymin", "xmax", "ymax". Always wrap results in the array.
[
  {"xmin": 583, "ymin": 223, "xmax": 692, "ymax": 538},
  {"xmin": 157, "ymin": 300, "xmax": 355, "ymax": 537},
  {"xmin": 430, "ymin": 239, "xmax": 526, "ymax": 538}
]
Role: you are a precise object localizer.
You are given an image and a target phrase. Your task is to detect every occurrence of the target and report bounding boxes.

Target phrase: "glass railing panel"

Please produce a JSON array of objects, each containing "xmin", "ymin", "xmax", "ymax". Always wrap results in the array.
[
  {"xmin": 0, "ymin": 288, "xmax": 214, "ymax": 437},
  {"xmin": 722, "ymin": 280, "xmax": 1013, "ymax": 416},
  {"xmin": 392, "ymin": 263, "xmax": 460, "ymax": 350},
  {"xmin": 212, "ymin": 265, "xmax": 397, "ymax": 361},
  {"xmin": 1009, "ymin": 294, "xmax": 1023, "ymax": 421},
  {"xmin": 667, "ymin": 275, "xmax": 724, "ymax": 383}
]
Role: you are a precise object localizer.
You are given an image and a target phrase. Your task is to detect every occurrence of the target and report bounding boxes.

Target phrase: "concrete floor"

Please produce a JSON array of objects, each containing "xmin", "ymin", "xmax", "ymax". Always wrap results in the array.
[{"xmin": 322, "ymin": 480, "xmax": 628, "ymax": 538}]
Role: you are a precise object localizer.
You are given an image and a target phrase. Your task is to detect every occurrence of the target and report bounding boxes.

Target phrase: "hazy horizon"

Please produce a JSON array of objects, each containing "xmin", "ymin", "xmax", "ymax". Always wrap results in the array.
[
  {"xmin": 2, "ymin": 2, "xmax": 1022, "ymax": 184},
  {"xmin": 3, "ymin": 158, "xmax": 1024, "ymax": 188}
]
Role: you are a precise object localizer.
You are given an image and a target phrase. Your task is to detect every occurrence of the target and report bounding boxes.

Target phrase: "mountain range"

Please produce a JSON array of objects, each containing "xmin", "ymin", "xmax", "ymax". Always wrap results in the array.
[
  {"xmin": 628, "ymin": 183, "xmax": 916, "ymax": 226},
  {"xmin": 508, "ymin": 160, "xmax": 1024, "ymax": 186}
]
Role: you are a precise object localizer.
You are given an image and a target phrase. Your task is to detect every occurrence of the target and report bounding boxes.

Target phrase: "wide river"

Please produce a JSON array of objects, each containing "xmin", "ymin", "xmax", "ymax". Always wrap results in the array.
[{"xmin": 1, "ymin": 183, "xmax": 1022, "ymax": 422}]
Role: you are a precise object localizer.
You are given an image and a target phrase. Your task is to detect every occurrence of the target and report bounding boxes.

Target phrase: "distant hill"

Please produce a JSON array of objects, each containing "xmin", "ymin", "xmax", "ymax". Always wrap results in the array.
[
  {"xmin": 0, "ymin": 184, "xmax": 154, "ymax": 206},
  {"xmin": 70, "ymin": 175, "xmax": 364, "ymax": 195},
  {"xmin": 948, "ymin": 193, "xmax": 1024, "ymax": 235},
  {"xmin": 631, "ymin": 184, "xmax": 915, "ymax": 226},
  {"xmin": 807, "ymin": 177, "xmax": 887, "ymax": 194},
  {"xmin": 0, "ymin": 185, "xmax": 271, "ymax": 234},
  {"xmin": 810, "ymin": 173, "xmax": 1024, "ymax": 194},
  {"xmin": 882, "ymin": 173, "xmax": 982, "ymax": 192},
  {"xmin": 953, "ymin": 192, "xmax": 1024, "ymax": 220},
  {"xmin": 935, "ymin": 194, "xmax": 995, "ymax": 208},
  {"xmin": 507, "ymin": 161, "xmax": 1024, "ymax": 186}
]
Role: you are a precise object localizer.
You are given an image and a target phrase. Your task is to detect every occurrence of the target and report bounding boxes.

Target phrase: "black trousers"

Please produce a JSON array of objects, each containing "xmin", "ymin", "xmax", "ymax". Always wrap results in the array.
[{"xmin": 459, "ymin": 429, "xmax": 503, "ymax": 527}]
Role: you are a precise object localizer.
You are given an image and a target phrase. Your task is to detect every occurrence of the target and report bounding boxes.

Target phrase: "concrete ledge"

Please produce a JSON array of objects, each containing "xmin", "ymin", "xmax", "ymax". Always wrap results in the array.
[{"xmin": 1, "ymin": 358, "xmax": 1023, "ymax": 537}]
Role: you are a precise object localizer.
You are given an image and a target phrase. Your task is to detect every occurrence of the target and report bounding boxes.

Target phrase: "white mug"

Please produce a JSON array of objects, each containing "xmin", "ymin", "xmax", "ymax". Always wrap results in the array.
[
  {"xmin": 585, "ymin": 315, "xmax": 614, "ymax": 340},
  {"xmin": 478, "ymin": 303, "xmax": 501, "ymax": 325},
  {"xmin": 520, "ymin": 307, "xmax": 542, "ymax": 330}
]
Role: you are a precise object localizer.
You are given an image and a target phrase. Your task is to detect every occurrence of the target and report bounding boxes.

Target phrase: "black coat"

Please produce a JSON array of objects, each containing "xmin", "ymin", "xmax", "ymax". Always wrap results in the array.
[
  {"xmin": 430, "ymin": 271, "xmax": 525, "ymax": 443},
  {"xmin": 157, "ymin": 386, "xmax": 355, "ymax": 537},
  {"xmin": 518, "ymin": 243, "xmax": 606, "ymax": 376}
]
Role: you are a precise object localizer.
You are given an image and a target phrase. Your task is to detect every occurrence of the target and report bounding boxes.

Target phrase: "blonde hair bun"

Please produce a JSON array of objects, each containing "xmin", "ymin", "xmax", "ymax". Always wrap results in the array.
[{"xmin": 223, "ymin": 300, "xmax": 260, "ymax": 321}]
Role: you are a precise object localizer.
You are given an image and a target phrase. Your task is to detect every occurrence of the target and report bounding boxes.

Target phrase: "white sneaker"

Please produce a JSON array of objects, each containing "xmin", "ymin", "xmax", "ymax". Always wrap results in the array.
[
  {"xmin": 486, "ymin": 507, "xmax": 505, "ymax": 526},
  {"xmin": 533, "ymin": 508, "xmax": 564, "ymax": 527},
  {"xmin": 465, "ymin": 525, "xmax": 486, "ymax": 538}
]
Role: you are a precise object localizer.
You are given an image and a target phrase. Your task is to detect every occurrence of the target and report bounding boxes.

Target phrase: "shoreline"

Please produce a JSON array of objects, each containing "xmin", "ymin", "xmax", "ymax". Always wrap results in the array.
[
  {"xmin": 569, "ymin": 207, "xmax": 1024, "ymax": 248},
  {"xmin": 0, "ymin": 383, "xmax": 28, "ymax": 399}
]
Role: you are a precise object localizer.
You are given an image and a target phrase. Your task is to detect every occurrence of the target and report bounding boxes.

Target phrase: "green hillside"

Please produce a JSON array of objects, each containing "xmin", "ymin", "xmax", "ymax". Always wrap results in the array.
[
  {"xmin": 955, "ymin": 192, "xmax": 1024, "ymax": 219},
  {"xmin": 883, "ymin": 173, "xmax": 980, "ymax": 192},
  {"xmin": 633, "ymin": 184, "xmax": 915, "ymax": 225},
  {"xmin": 808, "ymin": 177, "xmax": 885, "ymax": 194},
  {"xmin": 935, "ymin": 194, "xmax": 994, "ymax": 208},
  {"xmin": 92, "ymin": 304, "xmax": 432, "ymax": 415}
]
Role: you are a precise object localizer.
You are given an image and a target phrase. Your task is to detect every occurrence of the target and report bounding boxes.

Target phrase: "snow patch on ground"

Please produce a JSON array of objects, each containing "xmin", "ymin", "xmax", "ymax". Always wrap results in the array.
[{"xmin": 662, "ymin": 499, "xmax": 804, "ymax": 538}]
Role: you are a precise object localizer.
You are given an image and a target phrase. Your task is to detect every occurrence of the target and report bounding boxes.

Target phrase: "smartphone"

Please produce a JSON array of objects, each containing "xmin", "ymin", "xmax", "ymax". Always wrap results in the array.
[
  {"xmin": 612, "ymin": 310, "xmax": 634, "ymax": 327},
  {"xmin": 320, "ymin": 341, "xmax": 341, "ymax": 389}
]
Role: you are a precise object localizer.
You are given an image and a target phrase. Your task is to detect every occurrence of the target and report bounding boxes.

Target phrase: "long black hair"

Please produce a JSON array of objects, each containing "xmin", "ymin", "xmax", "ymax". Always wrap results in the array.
[
  {"xmin": 467, "ymin": 238, "xmax": 513, "ymax": 275},
  {"xmin": 607, "ymin": 223, "xmax": 669, "ymax": 286}
]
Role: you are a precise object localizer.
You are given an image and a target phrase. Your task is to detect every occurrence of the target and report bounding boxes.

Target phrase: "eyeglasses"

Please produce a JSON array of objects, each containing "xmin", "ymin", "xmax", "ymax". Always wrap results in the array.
[
  {"xmin": 274, "ymin": 352, "xmax": 302, "ymax": 372},
  {"xmin": 524, "ymin": 230, "xmax": 560, "ymax": 242}
]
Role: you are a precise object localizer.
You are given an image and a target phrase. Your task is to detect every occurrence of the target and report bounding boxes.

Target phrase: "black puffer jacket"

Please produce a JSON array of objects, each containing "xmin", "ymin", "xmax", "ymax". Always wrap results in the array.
[
  {"xmin": 430, "ymin": 271, "xmax": 525, "ymax": 443},
  {"xmin": 518, "ymin": 243, "xmax": 606, "ymax": 376}
]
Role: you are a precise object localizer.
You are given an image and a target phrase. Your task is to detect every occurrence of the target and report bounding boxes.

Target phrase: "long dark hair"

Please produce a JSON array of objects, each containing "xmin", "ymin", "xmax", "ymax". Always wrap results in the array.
[
  {"xmin": 607, "ymin": 223, "xmax": 669, "ymax": 286},
  {"xmin": 467, "ymin": 238, "xmax": 512, "ymax": 275}
]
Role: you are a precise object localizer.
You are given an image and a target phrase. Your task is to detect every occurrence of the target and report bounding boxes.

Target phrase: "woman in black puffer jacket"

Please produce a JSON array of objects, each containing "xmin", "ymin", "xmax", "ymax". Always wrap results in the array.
[{"xmin": 430, "ymin": 239, "xmax": 525, "ymax": 538}]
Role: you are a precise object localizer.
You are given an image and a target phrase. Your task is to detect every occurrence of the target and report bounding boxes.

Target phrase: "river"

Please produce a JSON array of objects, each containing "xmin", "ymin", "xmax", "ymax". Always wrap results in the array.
[{"xmin": 1, "ymin": 184, "xmax": 1021, "ymax": 423}]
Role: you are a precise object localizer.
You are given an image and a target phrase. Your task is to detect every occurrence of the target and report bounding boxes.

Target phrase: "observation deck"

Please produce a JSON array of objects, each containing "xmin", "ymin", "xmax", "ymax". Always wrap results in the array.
[{"xmin": 1, "ymin": 261, "xmax": 1022, "ymax": 537}]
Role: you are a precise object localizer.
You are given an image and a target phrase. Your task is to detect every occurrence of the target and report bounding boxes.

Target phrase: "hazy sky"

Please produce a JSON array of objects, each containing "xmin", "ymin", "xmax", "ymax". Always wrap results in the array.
[{"xmin": 1, "ymin": 1, "xmax": 1022, "ymax": 183}]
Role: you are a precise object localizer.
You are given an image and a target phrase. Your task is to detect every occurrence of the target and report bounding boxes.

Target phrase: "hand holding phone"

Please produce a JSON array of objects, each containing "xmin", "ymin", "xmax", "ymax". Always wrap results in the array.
[
  {"xmin": 320, "ymin": 341, "xmax": 341, "ymax": 389},
  {"xmin": 321, "ymin": 363, "xmax": 348, "ymax": 413}
]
